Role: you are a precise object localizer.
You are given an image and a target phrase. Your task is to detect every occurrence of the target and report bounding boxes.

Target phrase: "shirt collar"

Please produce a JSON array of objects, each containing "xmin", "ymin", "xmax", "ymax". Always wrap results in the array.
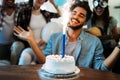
[
  {"xmin": 66, "ymin": 30, "xmax": 85, "ymax": 41},
  {"xmin": 78, "ymin": 30, "xmax": 85, "ymax": 41}
]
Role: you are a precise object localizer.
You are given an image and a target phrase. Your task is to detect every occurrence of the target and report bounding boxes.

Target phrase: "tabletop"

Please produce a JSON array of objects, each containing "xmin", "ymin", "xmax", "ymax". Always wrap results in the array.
[{"xmin": 0, "ymin": 64, "xmax": 120, "ymax": 80}]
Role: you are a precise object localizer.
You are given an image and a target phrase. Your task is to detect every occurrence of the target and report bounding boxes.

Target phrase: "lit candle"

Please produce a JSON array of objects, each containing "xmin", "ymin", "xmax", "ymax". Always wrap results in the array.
[
  {"xmin": 62, "ymin": 11, "xmax": 70, "ymax": 58},
  {"xmin": 62, "ymin": 22, "xmax": 66, "ymax": 58},
  {"xmin": 62, "ymin": 34, "xmax": 65, "ymax": 58}
]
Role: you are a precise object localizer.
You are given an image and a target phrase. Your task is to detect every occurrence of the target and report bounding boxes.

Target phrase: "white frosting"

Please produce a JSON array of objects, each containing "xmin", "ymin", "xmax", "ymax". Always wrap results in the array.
[{"xmin": 44, "ymin": 55, "xmax": 75, "ymax": 74}]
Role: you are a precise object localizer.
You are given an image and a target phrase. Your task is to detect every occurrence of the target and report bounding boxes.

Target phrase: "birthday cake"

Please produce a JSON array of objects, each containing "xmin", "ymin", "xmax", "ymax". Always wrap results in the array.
[{"xmin": 43, "ymin": 55, "xmax": 76, "ymax": 74}]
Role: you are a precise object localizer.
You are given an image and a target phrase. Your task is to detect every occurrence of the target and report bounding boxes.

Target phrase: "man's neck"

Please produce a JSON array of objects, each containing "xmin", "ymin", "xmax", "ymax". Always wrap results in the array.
[{"xmin": 68, "ymin": 29, "xmax": 82, "ymax": 42}]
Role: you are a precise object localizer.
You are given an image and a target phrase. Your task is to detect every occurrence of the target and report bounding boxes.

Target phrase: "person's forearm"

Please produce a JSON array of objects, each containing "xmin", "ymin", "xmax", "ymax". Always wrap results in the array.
[
  {"xmin": 50, "ymin": 0, "xmax": 62, "ymax": 16},
  {"xmin": 28, "ymin": 38, "xmax": 46, "ymax": 64},
  {"xmin": 104, "ymin": 47, "xmax": 120, "ymax": 69}
]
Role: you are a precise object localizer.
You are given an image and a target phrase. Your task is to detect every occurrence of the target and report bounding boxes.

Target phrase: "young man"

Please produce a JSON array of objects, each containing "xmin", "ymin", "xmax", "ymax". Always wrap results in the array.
[
  {"xmin": 0, "ymin": 0, "xmax": 20, "ymax": 65},
  {"xmin": 14, "ymin": 1, "xmax": 120, "ymax": 71}
]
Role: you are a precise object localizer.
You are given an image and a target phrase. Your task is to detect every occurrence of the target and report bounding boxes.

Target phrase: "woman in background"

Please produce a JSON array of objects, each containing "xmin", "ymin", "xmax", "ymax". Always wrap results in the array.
[
  {"xmin": 87, "ymin": 0, "xmax": 120, "ymax": 73},
  {"xmin": 11, "ymin": 0, "xmax": 60, "ymax": 65},
  {"xmin": 88, "ymin": 0, "xmax": 119, "ymax": 57}
]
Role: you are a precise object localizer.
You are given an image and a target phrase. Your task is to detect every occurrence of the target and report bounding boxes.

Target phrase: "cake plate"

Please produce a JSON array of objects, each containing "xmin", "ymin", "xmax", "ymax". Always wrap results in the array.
[{"xmin": 38, "ymin": 66, "xmax": 80, "ymax": 80}]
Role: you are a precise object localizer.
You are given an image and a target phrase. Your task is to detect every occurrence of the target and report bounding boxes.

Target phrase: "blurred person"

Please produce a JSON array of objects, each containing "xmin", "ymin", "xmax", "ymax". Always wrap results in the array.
[
  {"xmin": 0, "ymin": 0, "xmax": 20, "ymax": 65},
  {"xmin": 14, "ymin": 1, "xmax": 120, "ymax": 71},
  {"xmin": 87, "ymin": 0, "xmax": 120, "ymax": 73},
  {"xmin": 11, "ymin": 0, "xmax": 60, "ymax": 65},
  {"xmin": 87, "ymin": 0, "xmax": 119, "ymax": 57}
]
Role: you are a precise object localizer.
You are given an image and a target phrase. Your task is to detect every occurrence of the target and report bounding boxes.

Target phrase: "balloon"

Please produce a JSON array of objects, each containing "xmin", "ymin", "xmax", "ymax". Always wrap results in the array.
[
  {"xmin": 41, "ymin": 22, "xmax": 63, "ymax": 42},
  {"xmin": 54, "ymin": 0, "xmax": 67, "ymax": 6}
]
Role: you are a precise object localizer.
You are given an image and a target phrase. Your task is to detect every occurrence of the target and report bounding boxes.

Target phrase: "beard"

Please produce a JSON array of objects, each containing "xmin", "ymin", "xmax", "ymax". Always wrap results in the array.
[{"xmin": 68, "ymin": 23, "xmax": 84, "ymax": 30}]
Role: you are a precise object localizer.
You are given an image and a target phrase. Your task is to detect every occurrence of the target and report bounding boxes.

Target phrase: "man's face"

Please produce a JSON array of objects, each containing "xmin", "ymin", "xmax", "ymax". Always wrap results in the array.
[
  {"xmin": 5, "ymin": 0, "xmax": 15, "ymax": 9},
  {"xmin": 68, "ymin": 7, "xmax": 87, "ymax": 30}
]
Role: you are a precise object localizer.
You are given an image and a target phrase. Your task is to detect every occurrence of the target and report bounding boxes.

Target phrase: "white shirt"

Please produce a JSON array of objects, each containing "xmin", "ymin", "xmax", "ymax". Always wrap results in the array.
[
  {"xmin": 30, "ymin": 14, "xmax": 46, "ymax": 41},
  {"xmin": 0, "ymin": 12, "xmax": 14, "ymax": 44}
]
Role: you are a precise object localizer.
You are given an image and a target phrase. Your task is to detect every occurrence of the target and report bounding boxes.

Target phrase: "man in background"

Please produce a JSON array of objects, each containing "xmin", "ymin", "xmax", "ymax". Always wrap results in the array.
[{"xmin": 0, "ymin": 0, "xmax": 20, "ymax": 65}]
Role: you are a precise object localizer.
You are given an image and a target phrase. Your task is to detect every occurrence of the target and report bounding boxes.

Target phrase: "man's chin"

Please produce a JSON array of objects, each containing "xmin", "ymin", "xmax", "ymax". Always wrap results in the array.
[{"xmin": 69, "ymin": 25, "xmax": 83, "ymax": 30}]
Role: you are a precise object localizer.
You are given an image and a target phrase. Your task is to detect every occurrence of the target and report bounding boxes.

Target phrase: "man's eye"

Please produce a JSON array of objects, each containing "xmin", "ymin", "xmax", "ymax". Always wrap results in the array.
[{"xmin": 78, "ymin": 15, "xmax": 85, "ymax": 18}]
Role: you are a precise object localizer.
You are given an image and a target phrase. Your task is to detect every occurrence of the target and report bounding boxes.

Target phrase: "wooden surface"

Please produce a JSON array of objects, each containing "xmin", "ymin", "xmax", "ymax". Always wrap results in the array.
[{"xmin": 0, "ymin": 64, "xmax": 120, "ymax": 80}]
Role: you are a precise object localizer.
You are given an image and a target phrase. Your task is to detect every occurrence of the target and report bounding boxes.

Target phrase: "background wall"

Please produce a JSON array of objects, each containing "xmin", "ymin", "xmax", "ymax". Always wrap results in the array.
[{"xmin": 109, "ymin": 5, "xmax": 120, "ymax": 28}]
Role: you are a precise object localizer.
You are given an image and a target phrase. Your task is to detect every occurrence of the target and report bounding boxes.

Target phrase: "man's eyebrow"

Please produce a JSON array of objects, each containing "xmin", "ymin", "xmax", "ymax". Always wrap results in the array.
[
  {"xmin": 72, "ymin": 10, "xmax": 86, "ymax": 17},
  {"xmin": 80, "ymin": 12, "xmax": 86, "ymax": 17}
]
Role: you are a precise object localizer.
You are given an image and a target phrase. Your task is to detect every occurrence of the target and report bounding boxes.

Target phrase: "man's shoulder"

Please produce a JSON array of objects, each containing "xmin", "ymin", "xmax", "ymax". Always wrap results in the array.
[
  {"xmin": 51, "ymin": 32, "xmax": 63, "ymax": 37},
  {"xmin": 84, "ymin": 31, "xmax": 100, "ymax": 41},
  {"xmin": 83, "ymin": 31, "xmax": 102, "ymax": 47},
  {"xmin": 47, "ymin": 32, "xmax": 63, "ymax": 43}
]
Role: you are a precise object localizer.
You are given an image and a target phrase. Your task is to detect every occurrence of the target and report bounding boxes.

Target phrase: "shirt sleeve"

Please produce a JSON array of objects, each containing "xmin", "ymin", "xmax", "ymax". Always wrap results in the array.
[
  {"xmin": 93, "ymin": 38, "xmax": 109, "ymax": 71},
  {"xmin": 43, "ymin": 34, "xmax": 53, "ymax": 56}
]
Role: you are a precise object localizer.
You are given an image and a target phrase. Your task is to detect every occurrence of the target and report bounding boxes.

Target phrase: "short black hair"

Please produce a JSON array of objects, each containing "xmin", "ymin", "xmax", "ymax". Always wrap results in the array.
[{"xmin": 70, "ymin": 1, "xmax": 92, "ymax": 22}]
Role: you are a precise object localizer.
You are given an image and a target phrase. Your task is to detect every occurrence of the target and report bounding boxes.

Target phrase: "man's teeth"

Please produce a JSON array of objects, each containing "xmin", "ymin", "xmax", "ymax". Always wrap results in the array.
[{"xmin": 72, "ymin": 19, "xmax": 78, "ymax": 23}]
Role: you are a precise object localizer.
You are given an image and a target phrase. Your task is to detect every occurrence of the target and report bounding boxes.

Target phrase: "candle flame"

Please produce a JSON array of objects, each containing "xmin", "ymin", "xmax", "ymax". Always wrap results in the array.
[{"xmin": 62, "ymin": 11, "xmax": 70, "ymax": 34}]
